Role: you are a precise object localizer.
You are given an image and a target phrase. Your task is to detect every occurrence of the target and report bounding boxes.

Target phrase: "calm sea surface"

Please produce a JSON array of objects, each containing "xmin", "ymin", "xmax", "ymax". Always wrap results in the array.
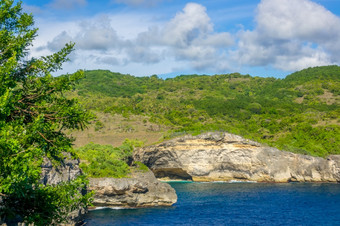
[{"xmin": 84, "ymin": 182, "xmax": 340, "ymax": 225}]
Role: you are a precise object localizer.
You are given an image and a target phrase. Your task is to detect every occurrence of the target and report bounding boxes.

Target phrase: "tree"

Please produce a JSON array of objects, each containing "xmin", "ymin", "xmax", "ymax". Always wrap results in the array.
[{"xmin": 0, "ymin": 1, "xmax": 92, "ymax": 224}]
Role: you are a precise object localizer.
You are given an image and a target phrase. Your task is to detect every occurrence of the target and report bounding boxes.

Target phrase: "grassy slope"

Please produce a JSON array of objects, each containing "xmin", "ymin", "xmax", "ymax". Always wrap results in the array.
[
  {"xmin": 69, "ymin": 113, "xmax": 167, "ymax": 148},
  {"xmin": 70, "ymin": 66, "xmax": 340, "ymax": 157}
]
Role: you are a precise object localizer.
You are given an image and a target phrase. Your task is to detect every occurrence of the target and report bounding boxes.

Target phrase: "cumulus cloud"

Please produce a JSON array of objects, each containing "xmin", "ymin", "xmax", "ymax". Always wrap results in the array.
[
  {"xmin": 95, "ymin": 56, "xmax": 120, "ymax": 65},
  {"xmin": 234, "ymin": 0, "xmax": 340, "ymax": 71},
  {"xmin": 38, "ymin": 0, "xmax": 340, "ymax": 76},
  {"xmin": 49, "ymin": 0, "xmax": 87, "ymax": 10},
  {"xmin": 22, "ymin": 4, "xmax": 42, "ymax": 14},
  {"xmin": 164, "ymin": 3, "xmax": 233, "ymax": 69},
  {"xmin": 47, "ymin": 16, "xmax": 123, "ymax": 52},
  {"xmin": 124, "ymin": 44, "xmax": 164, "ymax": 64},
  {"xmin": 113, "ymin": 0, "xmax": 163, "ymax": 7},
  {"xmin": 47, "ymin": 31, "xmax": 73, "ymax": 51},
  {"xmin": 46, "ymin": 15, "xmax": 164, "ymax": 65},
  {"xmin": 75, "ymin": 17, "xmax": 122, "ymax": 51},
  {"xmin": 46, "ymin": 3, "xmax": 233, "ymax": 72},
  {"xmin": 135, "ymin": 3, "xmax": 234, "ymax": 70}
]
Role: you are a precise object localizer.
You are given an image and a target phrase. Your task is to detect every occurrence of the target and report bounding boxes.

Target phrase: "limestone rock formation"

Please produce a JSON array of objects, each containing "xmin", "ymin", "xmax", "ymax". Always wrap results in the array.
[
  {"xmin": 134, "ymin": 132, "xmax": 340, "ymax": 183},
  {"xmin": 89, "ymin": 170, "xmax": 177, "ymax": 207},
  {"xmin": 40, "ymin": 155, "xmax": 83, "ymax": 186},
  {"xmin": 40, "ymin": 155, "xmax": 87, "ymax": 225}
]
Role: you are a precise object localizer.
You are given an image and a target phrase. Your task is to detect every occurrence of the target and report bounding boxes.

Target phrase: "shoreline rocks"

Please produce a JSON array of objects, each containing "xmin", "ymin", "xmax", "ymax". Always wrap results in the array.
[
  {"xmin": 134, "ymin": 132, "xmax": 340, "ymax": 183},
  {"xmin": 89, "ymin": 170, "xmax": 177, "ymax": 208}
]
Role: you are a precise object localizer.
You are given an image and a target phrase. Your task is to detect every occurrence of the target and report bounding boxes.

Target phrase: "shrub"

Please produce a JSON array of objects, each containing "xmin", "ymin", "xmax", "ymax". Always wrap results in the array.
[{"xmin": 76, "ymin": 139, "xmax": 144, "ymax": 178}]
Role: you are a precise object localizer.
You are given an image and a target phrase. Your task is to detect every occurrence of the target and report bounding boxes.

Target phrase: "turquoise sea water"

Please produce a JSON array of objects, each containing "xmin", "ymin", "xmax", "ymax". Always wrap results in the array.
[{"xmin": 84, "ymin": 182, "xmax": 340, "ymax": 225}]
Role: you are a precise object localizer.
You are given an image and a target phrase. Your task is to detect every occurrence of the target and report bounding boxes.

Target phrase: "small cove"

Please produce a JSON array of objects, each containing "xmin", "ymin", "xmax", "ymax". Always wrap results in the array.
[{"xmin": 84, "ymin": 182, "xmax": 340, "ymax": 225}]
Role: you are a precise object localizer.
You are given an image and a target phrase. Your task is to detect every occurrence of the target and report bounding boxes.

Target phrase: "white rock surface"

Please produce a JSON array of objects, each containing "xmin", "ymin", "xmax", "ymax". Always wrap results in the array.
[
  {"xmin": 89, "ymin": 170, "xmax": 177, "ymax": 207},
  {"xmin": 134, "ymin": 132, "xmax": 340, "ymax": 182}
]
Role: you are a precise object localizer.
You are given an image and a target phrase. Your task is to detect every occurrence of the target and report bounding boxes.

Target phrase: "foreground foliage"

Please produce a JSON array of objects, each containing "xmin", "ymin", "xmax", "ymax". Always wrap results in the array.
[
  {"xmin": 74, "ymin": 66, "xmax": 339, "ymax": 157},
  {"xmin": 0, "ymin": 1, "xmax": 92, "ymax": 224}
]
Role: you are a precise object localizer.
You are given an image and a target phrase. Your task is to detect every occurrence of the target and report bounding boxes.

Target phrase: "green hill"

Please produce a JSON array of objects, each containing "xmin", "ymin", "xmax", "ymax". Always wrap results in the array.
[{"xmin": 70, "ymin": 66, "xmax": 340, "ymax": 157}]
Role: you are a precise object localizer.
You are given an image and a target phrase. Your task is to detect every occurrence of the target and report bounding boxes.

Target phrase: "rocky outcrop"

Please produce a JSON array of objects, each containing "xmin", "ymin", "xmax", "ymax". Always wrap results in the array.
[
  {"xmin": 89, "ymin": 170, "xmax": 177, "ymax": 207},
  {"xmin": 40, "ymin": 155, "xmax": 83, "ymax": 185},
  {"xmin": 40, "ymin": 155, "xmax": 87, "ymax": 225},
  {"xmin": 134, "ymin": 132, "xmax": 340, "ymax": 183}
]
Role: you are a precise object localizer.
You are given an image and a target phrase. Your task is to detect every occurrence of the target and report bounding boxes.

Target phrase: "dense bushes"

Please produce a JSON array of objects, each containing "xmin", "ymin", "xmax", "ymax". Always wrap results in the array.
[{"xmin": 77, "ymin": 139, "xmax": 144, "ymax": 178}]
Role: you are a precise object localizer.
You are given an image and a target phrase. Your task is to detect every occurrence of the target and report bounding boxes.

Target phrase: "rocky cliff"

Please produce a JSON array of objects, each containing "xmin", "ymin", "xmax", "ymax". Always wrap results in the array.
[
  {"xmin": 40, "ymin": 155, "xmax": 87, "ymax": 225},
  {"xmin": 89, "ymin": 170, "xmax": 177, "ymax": 208},
  {"xmin": 134, "ymin": 132, "xmax": 340, "ymax": 183},
  {"xmin": 40, "ymin": 155, "xmax": 83, "ymax": 185}
]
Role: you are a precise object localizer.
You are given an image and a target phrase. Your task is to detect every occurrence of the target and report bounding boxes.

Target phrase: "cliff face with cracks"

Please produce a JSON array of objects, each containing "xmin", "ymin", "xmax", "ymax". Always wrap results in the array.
[
  {"xmin": 134, "ymin": 132, "xmax": 340, "ymax": 183},
  {"xmin": 40, "ymin": 155, "xmax": 87, "ymax": 225},
  {"xmin": 89, "ymin": 170, "xmax": 177, "ymax": 208}
]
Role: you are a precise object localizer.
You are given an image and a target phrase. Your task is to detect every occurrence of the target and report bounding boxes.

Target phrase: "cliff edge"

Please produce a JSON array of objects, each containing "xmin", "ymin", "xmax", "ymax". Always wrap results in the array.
[{"xmin": 134, "ymin": 132, "xmax": 340, "ymax": 182}]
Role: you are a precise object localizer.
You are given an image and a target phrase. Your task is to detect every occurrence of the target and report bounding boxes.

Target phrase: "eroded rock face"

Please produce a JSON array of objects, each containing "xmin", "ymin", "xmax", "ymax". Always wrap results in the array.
[
  {"xmin": 41, "ymin": 155, "xmax": 87, "ymax": 225},
  {"xmin": 40, "ymin": 155, "xmax": 83, "ymax": 185},
  {"xmin": 89, "ymin": 170, "xmax": 177, "ymax": 207},
  {"xmin": 134, "ymin": 132, "xmax": 340, "ymax": 183}
]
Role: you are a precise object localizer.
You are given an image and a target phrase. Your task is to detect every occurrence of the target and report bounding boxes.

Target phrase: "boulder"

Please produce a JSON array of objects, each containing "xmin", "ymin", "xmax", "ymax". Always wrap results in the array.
[
  {"xmin": 134, "ymin": 132, "xmax": 340, "ymax": 183},
  {"xmin": 89, "ymin": 170, "xmax": 177, "ymax": 207}
]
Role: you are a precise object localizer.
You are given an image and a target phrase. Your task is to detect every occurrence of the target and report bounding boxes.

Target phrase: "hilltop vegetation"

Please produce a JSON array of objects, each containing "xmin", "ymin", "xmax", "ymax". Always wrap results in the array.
[{"xmin": 72, "ymin": 66, "xmax": 340, "ymax": 157}]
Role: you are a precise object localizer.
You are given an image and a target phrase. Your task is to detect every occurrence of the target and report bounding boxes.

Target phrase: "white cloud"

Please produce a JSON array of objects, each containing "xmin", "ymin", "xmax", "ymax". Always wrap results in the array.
[
  {"xmin": 32, "ymin": 0, "xmax": 340, "ymax": 76},
  {"xmin": 113, "ymin": 0, "xmax": 163, "ymax": 7},
  {"xmin": 47, "ymin": 16, "xmax": 125, "ymax": 52},
  {"xmin": 47, "ymin": 31, "xmax": 73, "ymax": 51},
  {"xmin": 234, "ymin": 0, "xmax": 340, "ymax": 71},
  {"xmin": 94, "ymin": 56, "xmax": 121, "ymax": 65},
  {"xmin": 22, "ymin": 4, "xmax": 42, "ymax": 14},
  {"xmin": 256, "ymin": 0, "xmax": 340, "ymax": 41},
  {"xmin": 43, "ymin": 3, "xmax": 234, "ymax": 74},
  {"xmin": 275, "ymin": 50, "xmax": 331, "ymax": 71},
  {"xmin": 75, "ymin": 17, "xmax": 122, "ymax": 51},
  {"xmin": 134, "ymin": 3, "xmax": 234, "ymax": 70},
  {"xmin": 49, "ymin": 0, "xmax": 87, "ymax": 10},
  {"xmin": 162, "ymin": 3, "xmax": 214, "ymax": 47},
  {"xmin": 124, "ymin": 44, "xmax": 164, "ymax": 64}
]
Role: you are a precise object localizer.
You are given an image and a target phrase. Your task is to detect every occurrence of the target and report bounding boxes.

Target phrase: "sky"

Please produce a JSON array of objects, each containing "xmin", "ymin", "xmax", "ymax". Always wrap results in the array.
[{"xmin": 19, "ymin": 0, "xmax": 340, "ymax": 78}]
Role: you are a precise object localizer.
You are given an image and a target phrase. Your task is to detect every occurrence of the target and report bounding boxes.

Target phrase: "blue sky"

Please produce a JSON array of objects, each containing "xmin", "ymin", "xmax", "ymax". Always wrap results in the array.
[{"xmin": 20, "ymin": 0, "xmax": 340, "ymax": 78}]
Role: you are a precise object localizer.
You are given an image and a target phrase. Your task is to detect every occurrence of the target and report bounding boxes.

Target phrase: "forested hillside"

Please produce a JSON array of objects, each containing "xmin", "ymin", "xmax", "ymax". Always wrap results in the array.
[{"xmin": 71, "ymin": 66, "xmax": 340, "ymax": 157}]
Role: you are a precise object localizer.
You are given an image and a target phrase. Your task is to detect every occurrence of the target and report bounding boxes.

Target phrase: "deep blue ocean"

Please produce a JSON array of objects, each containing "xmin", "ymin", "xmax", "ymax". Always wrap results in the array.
[{"xmin": 84, "ymin": 182, "xmax": 340, "ymax": 225}]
